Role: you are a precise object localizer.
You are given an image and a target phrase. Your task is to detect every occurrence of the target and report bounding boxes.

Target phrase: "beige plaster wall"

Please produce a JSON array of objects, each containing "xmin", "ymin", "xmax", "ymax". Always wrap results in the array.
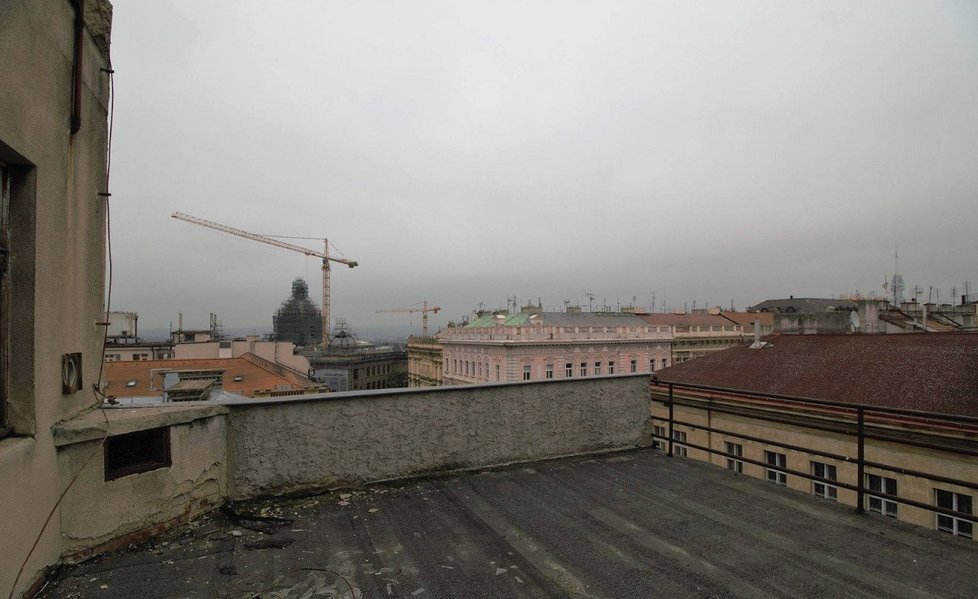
[
  {"xmin": 651, "ymin": 400, "xmax": 978, "ymax": 540},
  {"xmin": 226, "ymin": 375, "xmax": 652, "ymax": 498},
  {"xmin": 57, "ymin": 415, "xmax": 227, "ymax": 558},
  {"xmin": 0, "ymin": 0, "xmax": 111, "ymax": 596}
]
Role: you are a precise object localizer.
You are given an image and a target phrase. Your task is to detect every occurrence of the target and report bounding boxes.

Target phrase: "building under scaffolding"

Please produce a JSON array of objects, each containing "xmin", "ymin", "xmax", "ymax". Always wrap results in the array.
[{"xmin": 273, "ymin": 278, "xmax": 323, "ymax": 346}]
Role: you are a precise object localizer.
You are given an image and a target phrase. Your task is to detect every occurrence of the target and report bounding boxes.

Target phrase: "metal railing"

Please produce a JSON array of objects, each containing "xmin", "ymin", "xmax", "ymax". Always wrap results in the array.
[{"xmin": 652, "ymin": 381, "xmax": 978, "ymax": 527}]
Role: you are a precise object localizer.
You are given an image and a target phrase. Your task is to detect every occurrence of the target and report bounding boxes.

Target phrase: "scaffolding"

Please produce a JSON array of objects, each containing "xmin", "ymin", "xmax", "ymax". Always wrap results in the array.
[{"xmin": 273, "ymin": 278, "xmax": 323, "ymax": 346}]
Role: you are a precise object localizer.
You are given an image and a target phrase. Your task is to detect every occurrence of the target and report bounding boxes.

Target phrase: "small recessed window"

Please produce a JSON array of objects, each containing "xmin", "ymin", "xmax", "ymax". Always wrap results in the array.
[
  {"xmin": 125, "ymin": 380, "xmax": 137, "ymax": 388},
  {"xmin": 233, "ymin": 375, "xmax": 243, "ymax": 382},
  {"xmin": 105, "ymin": 427, "xmax": 171, "ymax": 481}
]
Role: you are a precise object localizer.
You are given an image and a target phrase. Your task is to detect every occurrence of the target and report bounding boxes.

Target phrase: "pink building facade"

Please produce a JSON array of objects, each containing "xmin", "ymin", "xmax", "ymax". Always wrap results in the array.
[{"xmin": 439, "ymin": 311, "xmax": 673, "ymax": 385}]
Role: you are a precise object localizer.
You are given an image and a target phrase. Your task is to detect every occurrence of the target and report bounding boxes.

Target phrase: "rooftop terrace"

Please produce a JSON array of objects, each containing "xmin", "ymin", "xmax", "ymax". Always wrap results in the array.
[{"xmin": 38, "ymin": 449, "xmax": 977, "ymax": 599}]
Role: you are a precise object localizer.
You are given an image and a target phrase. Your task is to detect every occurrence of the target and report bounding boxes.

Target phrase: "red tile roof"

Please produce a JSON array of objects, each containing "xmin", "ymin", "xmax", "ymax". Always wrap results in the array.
[
  {"xmin": 105, "ymin": 353, "xmax": 314, "ymax": 399},
  {"xmin": 719, "ymin": 312, "xmax": 774, "ymax": 327},
  {"xmin": 654, "ymin": 333, "xmax": 978, "ymax": 417}
]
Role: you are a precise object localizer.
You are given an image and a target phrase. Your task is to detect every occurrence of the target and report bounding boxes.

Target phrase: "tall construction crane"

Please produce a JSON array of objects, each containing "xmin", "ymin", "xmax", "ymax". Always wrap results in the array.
[
  {"xmin": 376, "ymin": 301, "xmax": 441, "ymax": 337},
  {"xmin": 171, "ymin": 212, "xmax": 357, "ymax": 342}
]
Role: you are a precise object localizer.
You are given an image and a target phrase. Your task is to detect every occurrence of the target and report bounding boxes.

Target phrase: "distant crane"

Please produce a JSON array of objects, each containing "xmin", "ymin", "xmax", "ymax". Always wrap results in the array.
[
  {"xmin": 376, "ymin": 301, "xmax": 441, "ymax": 337},
  {"xmin": 171, "ymin": 212, "xmax": 358, "ymax": 342}
]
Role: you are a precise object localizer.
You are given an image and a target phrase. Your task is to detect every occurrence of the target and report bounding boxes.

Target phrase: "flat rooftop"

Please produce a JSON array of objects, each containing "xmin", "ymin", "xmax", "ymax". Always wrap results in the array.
[{"xmin": 40, "ymin": 449, "xmax": 977, "ymax": 598}]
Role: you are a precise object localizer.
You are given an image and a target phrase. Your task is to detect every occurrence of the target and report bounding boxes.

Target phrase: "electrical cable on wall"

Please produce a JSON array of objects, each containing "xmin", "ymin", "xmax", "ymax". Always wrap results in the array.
[{"xmin": 7, "ymin": 30, "xmax": 116, "ymax": 599}]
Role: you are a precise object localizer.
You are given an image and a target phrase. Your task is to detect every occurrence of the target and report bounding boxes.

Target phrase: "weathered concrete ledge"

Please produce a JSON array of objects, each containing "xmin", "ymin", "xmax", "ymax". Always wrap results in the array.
[
  {"xmin": 51, "ymin": 404, "xmax": 228, "ymax": 447},
  {"xmin": 222, "ymin": 375, "xmax": 653, "ymax": 498}
]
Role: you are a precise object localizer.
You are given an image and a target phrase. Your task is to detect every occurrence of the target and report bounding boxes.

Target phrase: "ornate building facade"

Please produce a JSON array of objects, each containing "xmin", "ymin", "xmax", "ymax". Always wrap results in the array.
[{"xmin": 438, "ymin": 309, "xmax": 672, "ymax": 385}]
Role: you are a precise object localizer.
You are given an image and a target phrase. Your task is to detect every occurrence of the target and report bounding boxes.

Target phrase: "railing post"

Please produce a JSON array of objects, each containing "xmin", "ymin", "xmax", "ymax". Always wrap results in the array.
[
  {"xmin": 856, "ymin": 406, "xmax": 865, "ymax": 514},
  {"xmin": 667, "ymin": 383, "xmax": 674, "ymax": 458}
]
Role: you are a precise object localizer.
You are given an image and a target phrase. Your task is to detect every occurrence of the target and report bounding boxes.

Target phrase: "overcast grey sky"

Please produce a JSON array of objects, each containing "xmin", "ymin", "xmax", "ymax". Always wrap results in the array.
[{"xmin": 108, "ymin": 1, "xmax": 978, "ymax": 337}]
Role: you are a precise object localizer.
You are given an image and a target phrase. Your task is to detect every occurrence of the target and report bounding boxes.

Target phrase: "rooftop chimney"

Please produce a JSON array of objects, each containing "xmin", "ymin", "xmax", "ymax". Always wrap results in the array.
[{"xmin": 749, "ymin": 319, "xmax": 767, "ymax": 349}]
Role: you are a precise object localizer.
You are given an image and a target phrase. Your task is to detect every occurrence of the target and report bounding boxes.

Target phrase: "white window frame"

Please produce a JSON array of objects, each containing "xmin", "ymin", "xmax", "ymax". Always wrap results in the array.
[
  {"xmin": 608, "ymin": 360, "xmax": 615, "ymax": 375},
  {"xmin": 522, "ymin": 364, "xmax": 531, "ymax": 380},
  {"xmin": 630, "ymin": 358, "xmax": 637, "ymax": 373},
  {"xmin": 764, "ymin": 451, "xmax": 787, "ymax": 486},
  {"xmin": 579, "ymin": 361, "xmax": 587, "ymax": 377},
  {"xmin": 935, "ymin": 489, "xmax": 973, "ymax": 539},
  {"xmin": 724, "ymin": 441, "xmax": 743, "ymax": 473},
  {"xmin": 545, "ymin": 364, "xmax": 553, "ymax": 379},
  {"xmin": 594, "ymin": 361, "xmax": 601, "ymax": 375},
  {"xmin": 672, "ymin": 430, "xmax": 687, "ymax": 458},
  {"xmin": 811, "ymin": 461, "xmax": 838, "ymax": 501},
  {"xmin": 866, "ymin": 473, "xmax": 898, "ymax": 518},
  {"xmin": 565, "ymin": 362, "xmax": 573, "ymax": 377},
  {"xmin": 653, "ymin": 425, "xmax": 666, "ymax": 450}
]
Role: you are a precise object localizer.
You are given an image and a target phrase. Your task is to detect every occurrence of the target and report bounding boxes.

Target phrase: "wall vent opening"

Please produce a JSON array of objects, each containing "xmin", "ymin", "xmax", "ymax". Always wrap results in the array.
[{"xmin": 104, "ymin": 426, "xmax": 171, "ymax": 480}]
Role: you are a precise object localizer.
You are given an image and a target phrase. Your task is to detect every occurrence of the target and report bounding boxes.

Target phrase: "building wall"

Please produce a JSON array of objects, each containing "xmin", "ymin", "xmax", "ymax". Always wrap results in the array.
[
  {"xmin": 443, "ymin": 341, "xmax": 669, "ymax": 384},
  {"xmin": 104, "ymin": 343, "xmax": 173, "ymax": 361},
  {"xmin": 56, "ymin": 411, "xmax": 227, "ymax": 558},
  {"xmin": 407, "ymin": 337, "xmax": 442, "ymax": 387},
  {"xmin": 225, "ymin": 375, "xmax": 652, "ymax": 498},
  {"xmin": 650, "ymin": 393, "xmax": 978, "ymax": 540},
  {"xmin": 0, "ymin": 1, "xmax": 112, "ymax": 596},
  {"xmin": 305, "ymin": 346, "xmax": 407, "ymax": 391},
  {"xmin": 774, "ymin": 311, "xmax": 853, "ymax": 334},
  {"xmin": 172, "ymin": 338, "xmax": 309, "ymax": 373}
]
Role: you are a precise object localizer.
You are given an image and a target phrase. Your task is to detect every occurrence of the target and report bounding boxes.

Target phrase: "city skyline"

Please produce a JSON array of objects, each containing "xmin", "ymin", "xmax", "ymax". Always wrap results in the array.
[{"xmin": 106, "ymin": 1, "xmax": 978, "ymax": 334}]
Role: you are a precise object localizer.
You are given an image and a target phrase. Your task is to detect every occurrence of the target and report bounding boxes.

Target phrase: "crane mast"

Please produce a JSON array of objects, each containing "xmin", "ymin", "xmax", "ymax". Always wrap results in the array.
[
  {"xmin": 376, "ymin": 300, "xmax": 441, "ymax": 337},
  {"xmin": 172, "ymin": 212, "xmax": 357, "ymax": 343}
]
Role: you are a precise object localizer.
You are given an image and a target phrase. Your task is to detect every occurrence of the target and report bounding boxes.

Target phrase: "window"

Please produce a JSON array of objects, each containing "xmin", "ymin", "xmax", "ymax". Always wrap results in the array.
[
  {"xmin": 522, "ymin": 364, "xmax": 531, "ymax": 380},
  {"xmin": 125, "ymin": 380, "xmax": 138, "ymax": 388},
  {"xmin": 653, "ymin": 425, "xmax": 666, "ymax": 450},
  {"xmin": 765, "ymin": 451, "xmax": 787, "ymax": 485},
  {"xmin": 724, "ymin": 441, "xmax": 743, "ymax": 473},
  {"xmin": 608, "ymin": 361, "xmax": 615, "ymax": 375},
  {"xmin": 811, "ymin": 461, "xmax": 838, "ymax": 501},
  {"xmin": 672, "ymin": 430, "xmax": 687, "ymax": 457},
  {"xmin": 594, "ymin": 361, "xmax": 601, "ymax": 375},
  {"xmin": 662, "ymin": 358, "xmax": 669, "ymax": 369},
  {"xmin": 132, "ymin": 353, "xmax": 149, "ymax": 361},
  {"xmin": 580, "ymin": 361, "xmax": 587, "ymax": 377},
  {"xmin": 495, "ymin": 364, "xmax": 500, "ymax": 380},
  {"xmin": 650, "ymin": 359, "xmax": 655, "ymax": 372},
  {"xmin": 104, "ymin": 427, "xmax": 172, "ymax": 481},
  {"xmin": 565, "ymin": 362, "xmax": 573, "ymax": 377},
  {"xmin": 866, "ymin": 474, "xmax": 898, "ymax": 518},
  {"xmin": 936, "ymin": 490, "xmax": 973, "ymax": 538},
  {"xmin": 105, "ymin": 354, "xmax": 121, "ymax": 362},
  {"xmin": 630, "ymin": 358, "xmax": 637, "ymax": 373},
  {"xmin": 545, "ymin": 364, "xmax": 553, "ymax": 379}
]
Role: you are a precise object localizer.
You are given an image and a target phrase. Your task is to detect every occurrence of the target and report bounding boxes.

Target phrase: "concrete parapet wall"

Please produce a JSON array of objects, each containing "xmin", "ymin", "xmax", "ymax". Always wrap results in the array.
[
  {"xmin": 225, "ymin": 375, "xmax": 652, "ymax": 498},
  {"xmin": 57, "ymin": 413, "xmax": 227, "ymax": 559}
]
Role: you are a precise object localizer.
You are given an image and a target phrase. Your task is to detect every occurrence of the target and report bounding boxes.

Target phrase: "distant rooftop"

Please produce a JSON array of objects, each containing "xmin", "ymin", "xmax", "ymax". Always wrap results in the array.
[
  {"xmin": 719, "ymin": 311, "xmax": 775, "ymax": 327},
  {"xmin": 656, "ymin": 332, "xmax": 978, "ymax": 417},
  {"xmin": 464, "ymin": 311, "xmax": 650, "ymax": 329},
  {"xmin": 37, "ymin": 449, "xmax": 978, "ymax": 598},
  {"xmin": 104, "ymin": 354, "xmax": 313, "ymax": 399},
  {"xmin": 749, "ymin": 298, "xmax": 858, "ymax": 313},
  {"xmin": 638, "ymin": 312, "xmax": 734, "ymax": 327}
]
